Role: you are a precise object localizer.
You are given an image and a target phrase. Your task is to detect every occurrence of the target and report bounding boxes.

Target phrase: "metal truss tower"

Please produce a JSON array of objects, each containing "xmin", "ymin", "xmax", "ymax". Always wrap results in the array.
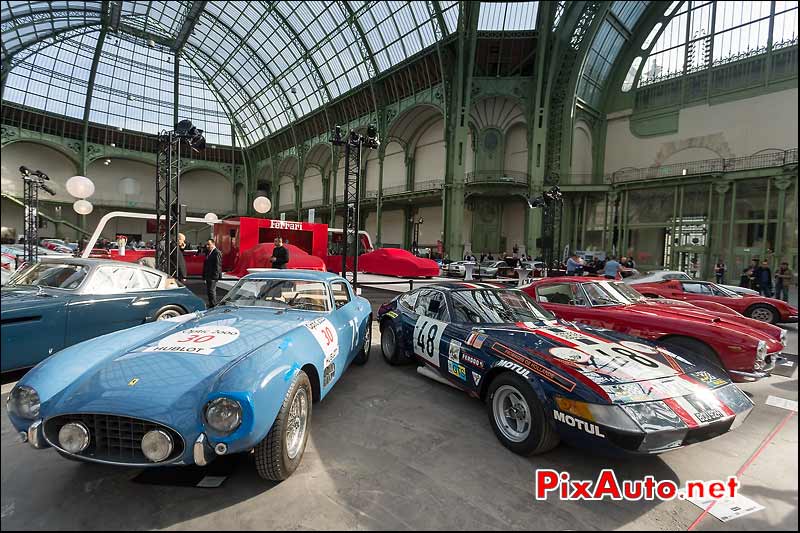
[{"xmin": 155, "ymin": 131, "xmax": 182, "ymax": 278}]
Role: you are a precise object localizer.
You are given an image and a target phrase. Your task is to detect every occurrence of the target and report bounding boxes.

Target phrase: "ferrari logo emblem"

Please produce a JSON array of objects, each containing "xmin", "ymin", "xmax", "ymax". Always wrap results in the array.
[{"xmin": 128, "ymin": 378, "xmax": 139, "ymax": 387}]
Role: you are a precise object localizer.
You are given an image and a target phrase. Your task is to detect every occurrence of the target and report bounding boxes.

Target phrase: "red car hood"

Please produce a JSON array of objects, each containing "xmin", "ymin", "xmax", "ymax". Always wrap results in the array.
[{"xmin": 626, "ymin": 302, "xmax": 784, "ymax": 351}]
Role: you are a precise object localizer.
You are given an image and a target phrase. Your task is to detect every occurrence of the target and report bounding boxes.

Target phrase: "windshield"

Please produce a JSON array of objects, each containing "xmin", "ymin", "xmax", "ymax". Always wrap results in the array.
[
  {"xmin": 597, "ymin": 281, "xmax": 646, "ymax": 303},
  {"xmin": 8, "ymin": 263, "xmax": 88, "ymax": 289},
  {"xmin": 709, "ymin": 283, "xmax": 739, "ymax": 297},
  {"xmin": 582, "ymin": 282, "xmax": 628, "ymax": 306},
  {"xmin": 221, "ymin": 279, "xmax": 331, "ymax": 312},
  {"xmin": 450, "ymin": 289, "xmax": 554, "ymax": 324}
]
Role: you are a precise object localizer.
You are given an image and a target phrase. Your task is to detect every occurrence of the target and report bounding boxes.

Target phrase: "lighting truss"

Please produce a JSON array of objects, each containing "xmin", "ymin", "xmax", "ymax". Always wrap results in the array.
[{"xmin": 330, "ymin": 124, "xmax": 379, "ymax": 286}]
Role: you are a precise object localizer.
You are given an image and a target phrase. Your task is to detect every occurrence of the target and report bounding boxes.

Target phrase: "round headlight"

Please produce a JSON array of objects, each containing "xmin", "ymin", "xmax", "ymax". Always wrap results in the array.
[
  {"xmin": 141, "ymin": 430, "xmax": 173, "ymax": 462},
  {"xmin": 7, "ymin": 386, "xmax": 40, "ymax": 420},
  {"xmin": 58, "ymin": 422, "xmax": 90, "ymax": 454},
  {"xmin": 204, "ymin": 398, "xmax": 242, "ymax": 434}
]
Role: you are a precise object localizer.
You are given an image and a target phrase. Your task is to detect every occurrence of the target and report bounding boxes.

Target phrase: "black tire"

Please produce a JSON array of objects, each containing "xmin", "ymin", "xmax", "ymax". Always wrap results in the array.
[
  {"xmin": 486, "ymin": 372, "xmax": 559, "ymax": 456},
  {"xmin": 745, "ymin": 303, "xmax": 779, "ymax": 324},
  {"xmin": 154, "ymin": 305, "xmax": 185, "ymax": 321},
  {"xmin": 353, "ymin": 316, "xmax": 372, "ymax": 366},
  {"xmin": 659, "ymin": 336, "xmax": 725, "ymax": 371},
  {"xmin": 254, "ymin": 371, "xmax": 312, "ymax": 481},
  {"xmin": 380, "ymin": 320, "xmax": 407, "ymax": 366}
]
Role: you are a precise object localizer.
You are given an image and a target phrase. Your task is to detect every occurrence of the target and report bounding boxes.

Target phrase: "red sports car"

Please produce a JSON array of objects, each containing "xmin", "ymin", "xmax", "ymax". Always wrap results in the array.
[
  {"xmin": 522, "ymin": 277, "xmax": 786, "ymax": 382},
  {"xmin": 357, "ymin": 248, "xmax": 440, "ymax": 278},
  {"xmin": 633, "ymin": 279, "xmax": 798, "ymax": 325}
]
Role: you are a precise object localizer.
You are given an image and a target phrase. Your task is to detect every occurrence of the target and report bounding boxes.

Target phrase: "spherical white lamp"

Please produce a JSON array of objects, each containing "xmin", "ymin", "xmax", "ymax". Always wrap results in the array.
[
  {"xmin": 204, "ymin": 212, "xmax": 219, "ymax": 224},
  {"xmin": 253, "ymin": 196, "xmax": 272, "ymax": 214},
  {"xmin": 65, "ymin": 176, "xmax": 95, "ymax": 199},
  {"xmin": 73, "ymin": 199, "xmax": 94, "ymax": 215}
]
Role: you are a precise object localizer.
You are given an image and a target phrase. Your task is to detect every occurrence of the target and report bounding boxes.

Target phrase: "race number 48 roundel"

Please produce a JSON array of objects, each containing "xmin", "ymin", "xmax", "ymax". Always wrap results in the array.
[{"xmin": 413, "ymin": 316, "xmax": 447, "ymax": 367}]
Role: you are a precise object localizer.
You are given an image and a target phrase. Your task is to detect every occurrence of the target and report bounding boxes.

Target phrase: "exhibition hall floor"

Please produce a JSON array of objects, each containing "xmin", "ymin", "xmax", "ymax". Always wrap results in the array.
[{"xmin": 1, "ymin": 316, "xmax": 796, "ymax": 530}]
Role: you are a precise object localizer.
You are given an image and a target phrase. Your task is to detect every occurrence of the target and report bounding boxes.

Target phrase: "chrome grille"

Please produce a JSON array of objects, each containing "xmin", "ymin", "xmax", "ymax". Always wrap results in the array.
[{"xmin": 44, "ymin": 414, "xmax": 184, "ymax": 464}]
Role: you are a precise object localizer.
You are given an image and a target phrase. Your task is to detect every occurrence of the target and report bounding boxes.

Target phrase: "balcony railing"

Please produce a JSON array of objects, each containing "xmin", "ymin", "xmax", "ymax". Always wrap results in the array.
[
  {"xmin": 606, "ymin": 148, "xmax": 797, "ymax": 184},
  {"xmin": 465, "ymin": 171, "xmax": 529, "ymax": 185},
  {"xmin": 302, "ymin": 199, "xmax": 323, "ymax": 208}
]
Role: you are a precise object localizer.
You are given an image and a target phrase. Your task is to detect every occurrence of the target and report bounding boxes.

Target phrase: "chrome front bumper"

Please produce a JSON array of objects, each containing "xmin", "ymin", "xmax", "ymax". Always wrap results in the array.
[
  {"xmin": 23, "ymin": 419, "xmax": 48, "ymax": 449},
  {"xmin": 193, "ymin": 433, "xmax": 214, "ymax": 466},
  {"xmin": 729, "ymin": 353, "xmax": 782, "ymax": 381}
]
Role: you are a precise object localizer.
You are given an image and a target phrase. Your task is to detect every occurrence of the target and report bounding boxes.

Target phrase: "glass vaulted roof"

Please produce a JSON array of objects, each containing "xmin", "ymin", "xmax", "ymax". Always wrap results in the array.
[{"xmin": 1, "ymin": 0, "xmax": 462, "ymax": 146}]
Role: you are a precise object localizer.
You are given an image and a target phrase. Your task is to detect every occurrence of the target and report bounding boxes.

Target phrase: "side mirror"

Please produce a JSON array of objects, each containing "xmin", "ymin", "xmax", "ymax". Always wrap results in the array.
[{"xmin": 539, "ymin": 296, "xmax": 549, "ymax": 303}]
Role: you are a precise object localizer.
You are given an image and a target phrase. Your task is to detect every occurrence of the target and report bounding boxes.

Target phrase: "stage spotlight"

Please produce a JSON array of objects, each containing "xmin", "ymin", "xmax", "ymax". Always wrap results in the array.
[
  {"xmin": 175, "ymin": 119, "xmax": 195, "ymax": 136},
  {"xmin": 330, "ymin": 125, "xmax": 343, "ymax": 145}
]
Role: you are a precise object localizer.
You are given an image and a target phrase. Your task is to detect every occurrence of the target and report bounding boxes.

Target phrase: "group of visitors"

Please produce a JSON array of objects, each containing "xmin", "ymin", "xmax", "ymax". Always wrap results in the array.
[
  {"xmin": 739, "ymin": 258, "xmax": 794, "ymax": 301},
  {"xmin": 174, "ymin": 234, "xmax": 289, "ymax": 307},
  {"xmin": 564, "ymin": 254, "xmax": 635, "ymax": 277}
]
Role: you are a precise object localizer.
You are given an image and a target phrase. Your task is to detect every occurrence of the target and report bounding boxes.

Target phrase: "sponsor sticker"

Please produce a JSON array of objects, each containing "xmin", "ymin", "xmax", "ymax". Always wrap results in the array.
[
  {"xmin": 448, "ymin": 360, "xmax": 467, "ymax": 381},
  {"xmin": 471, "ymin": 371, "xmax": 482, "ymax": 386},
  {"xmin": 448, "ymin": 340, "xmax": 462, "ymax": 363},
  {"xmin": 692, "ymin": 370, "xmax": 728, "ymax": 388},
  {"xmin": 323, "ymin": 362, "xmax": 336, "ymax": 387},
  {"xmin": 143, "ymin": 326, "xmax": 240, "ymax": 355},
  {"xmin": 466, "ymin": 331, "xmax": 488, "ymax": 349},
  {"xmin": 385, "ymin": 311, "xmax": 399, "ymax": 319},
  {"xmin": 461, "ymin": 352, "xmax": 485, "ymax": 369},
  {"xmin": 496, "ymin": 359, "xmax": 531, "ymax": 379},
  {"xmin": 553, "ymin": 410, "xmax": 606, "ymax": 438},
  {"xmin": 304, "ymin": 317, "xmax": 339, "ymax": 367},
  {"xmin": 549, "ymin": 347, "xmax": 592, "ymax": 364}
]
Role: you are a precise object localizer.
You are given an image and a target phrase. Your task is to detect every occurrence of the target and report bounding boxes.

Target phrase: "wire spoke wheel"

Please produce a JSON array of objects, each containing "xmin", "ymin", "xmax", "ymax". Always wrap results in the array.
[{"xmin": 285, "ymin": 388, "xmax": 308, "ymax": 460}]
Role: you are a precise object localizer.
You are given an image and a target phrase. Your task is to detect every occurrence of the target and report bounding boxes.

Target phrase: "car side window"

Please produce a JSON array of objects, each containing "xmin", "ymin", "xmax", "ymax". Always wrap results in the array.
[
  {"xmin": 331, "ymin": 282, "xmax": 351, "ymax": 309},
  {"xmin": 536, "ymin": 284, "xmax": 584, "ymax": 306},
  {"xmin": 427, "ymin": 291, "xmax": 450, "ymax": 321},
  {"xmin": 682, "ymin": 282, "xmax": 712, "ymax": 295},
  {"xmin": 413, "ymin": 290, "xmax": 434, "ymax": 316},
  {"xmin": 398, "ymin": 291, "xmax": 418, "ymax": 312},
  {"xmin": 85, "ymin": 266, "xmax": 135, "ymax": 294},
  {"xmin": 128, "ymin": 269, "xmax": 162, "ymax": 290}
]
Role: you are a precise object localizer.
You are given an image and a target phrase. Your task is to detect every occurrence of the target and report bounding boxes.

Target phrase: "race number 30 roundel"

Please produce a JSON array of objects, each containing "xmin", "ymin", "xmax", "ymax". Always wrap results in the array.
[{"xmin": 145, "ymin": 326, "xmax": 241, "ymax": 355}]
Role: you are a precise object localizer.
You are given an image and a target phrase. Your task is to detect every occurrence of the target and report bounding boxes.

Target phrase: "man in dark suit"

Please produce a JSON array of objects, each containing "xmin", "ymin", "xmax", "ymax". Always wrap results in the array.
[
  {"xmin": 203, "ymin": 238, "xmax": 223, "ymax": 307},
  {"xmin": 270, "ymin": 237, "xmax": 290, "ymax": 269}
]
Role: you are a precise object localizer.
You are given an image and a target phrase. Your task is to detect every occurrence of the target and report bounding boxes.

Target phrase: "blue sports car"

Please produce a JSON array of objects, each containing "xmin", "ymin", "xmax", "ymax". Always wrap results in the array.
[
  {"xmin": 377, "ymin": 283, "xmax": 754, "ymax": 456},
  {"xmin": 1, "ymin": 258, "xmax": 206, "ymax": 372},
  {"xmin": 7, "ymin": 270, "xmax": 372, "ymax": 481}
]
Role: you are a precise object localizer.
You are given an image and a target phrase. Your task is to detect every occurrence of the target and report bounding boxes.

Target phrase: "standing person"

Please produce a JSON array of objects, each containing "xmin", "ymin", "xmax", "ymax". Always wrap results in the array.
[
  {"xmin": 512, "ymin": 243, "xmax": 519, "ymax": 259},
  {"xmin": 203, "ymin": 239, "xmax": 222, "ymax": 307},
  {"xmin": 603, "ymin": 255, "xmax": 621, "ymax": 279},
  {"xmin": 689, "ymin": 256, "xmax": 700, "ymax": 279},
  {"xmin": 756, "ymin": 260, "xmax": 773, "ymax": 297},
  {"xmin": 566, "ymin": 253, "xmax": 584, "ymax": 276},
  {"xmin": 714, "ymin": 259, "xmax": 726, "ymax": 284},
  {"xmin": 270, "ymin": 237, "xmax": 290, "ymax": 269},
  {"xmin": 176, "ymin": 232, "xmax": 187, "ymax": 283},
  {"xmin": 774, "ymin": 262, "xmax": 794, "ymax": 302},
  {"xmin": 745, "ymin": 259, "xmax": 760, "ymax": 291}
]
